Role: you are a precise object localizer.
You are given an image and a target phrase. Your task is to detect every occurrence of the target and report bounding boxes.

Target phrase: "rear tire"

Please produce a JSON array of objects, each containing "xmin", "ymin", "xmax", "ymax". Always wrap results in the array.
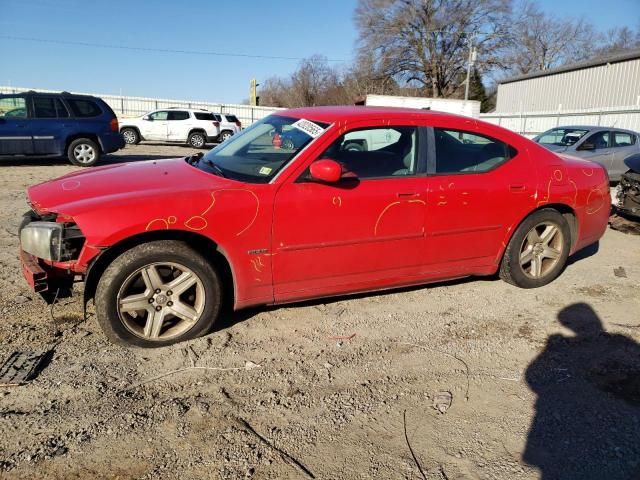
[
  {"xmin": 95, "ymin": 241, "xmax": 222, "ymax": 348},
  {"xmin": 499, "ymin": 209, "xmax": 571, "ymax": 288},
  {"xmin": 121, "ymin": 128, "xmax": 140, "ymax": 145},
  {"xmin": 219, "ymin": 130, "xmax": 233, "ymax": 142},
  {"xmin": 68, "ymin": 138, "xmax": 100, "ymax": 167},
  {"xmin": 188, "ymin": 131, "xmax": 206, "ymax": 148}
]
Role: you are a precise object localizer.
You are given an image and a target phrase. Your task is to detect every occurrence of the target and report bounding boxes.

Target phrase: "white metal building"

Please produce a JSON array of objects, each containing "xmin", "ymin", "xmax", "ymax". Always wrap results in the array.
[{"xmin": 495, "ymin": 49, "xmax": 640, "ymax": 112}]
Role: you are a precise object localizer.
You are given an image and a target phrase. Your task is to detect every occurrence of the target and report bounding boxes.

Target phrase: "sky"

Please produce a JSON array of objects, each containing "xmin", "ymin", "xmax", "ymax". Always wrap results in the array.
[{"xmin": 1, "ymin": 0, "xmax": 638, "ymax": 104}]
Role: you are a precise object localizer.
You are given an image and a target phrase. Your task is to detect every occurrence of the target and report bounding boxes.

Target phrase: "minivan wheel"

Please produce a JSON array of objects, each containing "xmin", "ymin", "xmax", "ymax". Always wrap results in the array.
[
  {"xmin": 219, "ymin": 130, "xmax": 233, "ymax": 142},
  {"xmin": 121, "ymin": 128, "xmax": 140, "ymax": 145},
  {"xmin": 95, "ymin": 241, "xmax": 222, "ymax": 348},
  {"xmin": 188, "ymin": 132, "xmax": 206, "ymax": 148},
  {"xmin": 499, "ymin": 209, "xmax": 571, "ymax": 288},
  {"xmin": 68, "ymin": 138, "xmax": 100, "ymax": 167}
]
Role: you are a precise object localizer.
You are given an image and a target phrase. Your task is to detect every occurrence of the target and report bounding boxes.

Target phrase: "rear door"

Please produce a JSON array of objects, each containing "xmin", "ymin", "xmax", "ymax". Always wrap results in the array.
[
  {"xmin": 0, "ymin": 95, "xmax": 33, "ymax": 155},
  {"xmin": 167, "ymin": 110, "xmax": 192, "ymax": 141},
  {"xmin": 30, "ymin": 96, "xmax": 72, "ymax": 155}
]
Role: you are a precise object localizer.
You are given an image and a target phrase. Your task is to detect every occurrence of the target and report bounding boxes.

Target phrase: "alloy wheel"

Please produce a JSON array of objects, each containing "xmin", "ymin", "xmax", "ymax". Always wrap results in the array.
[
  {"xmin": 123, "ymin": 130, "xmax": 137, "ymax": 144},
  {"xmin": 519, "ymin": 221, "xmax": 564, "ymax": 279},
  {"xmin": 116, "ymin": 262, "xmax": 205, "ymax": 341},
  {"xmin": 191, "ymin": 135, "xmax": 205, "ymax": 148}
]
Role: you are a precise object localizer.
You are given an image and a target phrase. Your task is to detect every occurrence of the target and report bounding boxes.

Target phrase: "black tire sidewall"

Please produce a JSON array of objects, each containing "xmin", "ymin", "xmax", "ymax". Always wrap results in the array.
[
  {"xmin": 501, "ymin": 209, "xmax": 571, "ymax": 288},
  {"xmin": 68, "ymin": 138, "xmax": 100, "ymax": 167},
  {"xmin": 95, "ymin": 241, "xmax": 222, "ymax": 348}
]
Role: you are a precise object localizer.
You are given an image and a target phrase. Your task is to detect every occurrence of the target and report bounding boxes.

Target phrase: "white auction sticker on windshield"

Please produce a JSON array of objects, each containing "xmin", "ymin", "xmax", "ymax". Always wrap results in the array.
[{"xmin": 292, "ymin": 118, "xmax": 325, "ymax": 138}]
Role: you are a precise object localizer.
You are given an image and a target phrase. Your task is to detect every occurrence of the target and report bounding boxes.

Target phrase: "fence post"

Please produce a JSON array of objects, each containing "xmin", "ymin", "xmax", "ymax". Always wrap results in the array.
[
  {"xmin": 120, "ymin": 96, "xmax": 124, "ymax": 116},
  {"xmin": 251, "ymin": 108, "xmax": 255, "ymax": 123}
]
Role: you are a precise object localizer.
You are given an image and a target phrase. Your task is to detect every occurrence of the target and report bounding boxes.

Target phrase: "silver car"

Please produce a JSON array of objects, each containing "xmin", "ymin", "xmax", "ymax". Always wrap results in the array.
[{"xmin": 533, "ymin": 126, "xmax": 640, "ymax": 181}]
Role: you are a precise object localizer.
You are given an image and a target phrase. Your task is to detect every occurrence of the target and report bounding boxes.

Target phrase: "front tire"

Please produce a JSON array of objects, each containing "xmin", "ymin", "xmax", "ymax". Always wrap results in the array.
[
  {"xmin": 499, "ymin": 209, "xmax": 571, "ymax": 288},
  {"xmin": 121, "ymin": 128, "xmax": 140, "ymax": 145},
  {"xmin": 68, "ymin": 138, "xmax": 100, "ymax": 167},
  {"xmin": 95, "ymin": 241, "xmax": 222, "ymax": 348},
  {"xmin": 188, "ymin": 132, "xmax": 206, "ymax": 148}
]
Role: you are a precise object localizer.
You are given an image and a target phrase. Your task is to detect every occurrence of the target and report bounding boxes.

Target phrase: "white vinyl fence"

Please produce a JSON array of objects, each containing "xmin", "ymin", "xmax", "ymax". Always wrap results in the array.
[
  {"xmin": 480, "ymin": 105, "xmax": 640, "ymax": 138},
  {"xmin": 0, "ymin": 86, "xmax": 282, "ymax": 126}
]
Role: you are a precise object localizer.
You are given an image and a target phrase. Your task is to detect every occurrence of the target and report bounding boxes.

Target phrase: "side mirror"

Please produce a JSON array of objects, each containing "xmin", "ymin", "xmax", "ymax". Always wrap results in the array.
[
  {"xmin": 579, "ymin": 142, "xmax": 595, "ymax": 151},
  {"xmin": 309, "ymin": 159, "xmax": 342, "ymax": 183},
  {"xmin": 143, "ymin": 115, "xmax": 152, "ymax": 121}
]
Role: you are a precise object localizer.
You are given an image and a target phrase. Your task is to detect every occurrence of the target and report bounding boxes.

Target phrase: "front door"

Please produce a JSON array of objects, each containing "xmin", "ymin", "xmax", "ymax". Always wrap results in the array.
[
  {"xmin": 140, "ymin": 110, "xmax": 169, "ymax": 141},
  {"xmin": 272, "ymin": 124, "xmax": 428, "ymax": 301},
  {"xmin": 0, "ymin": 95, "xmax": 32, "ymax": 155},
  {"xmin": 425, "ymin": 127, "xmax": 534, "ymax": 271}
]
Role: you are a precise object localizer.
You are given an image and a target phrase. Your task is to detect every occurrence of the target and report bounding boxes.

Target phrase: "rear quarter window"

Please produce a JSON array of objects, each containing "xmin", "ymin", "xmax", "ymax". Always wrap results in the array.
[
  {"xmin": 194, "ymin": 112, "xmax": 216, "ymax": 121},
  {"xmin": 67, "ymin": 99, "xmax": 103, "ymax": 118},
  {"xmin": 225, "ymin": 115, "xmax": 239, "ymax": 123}
]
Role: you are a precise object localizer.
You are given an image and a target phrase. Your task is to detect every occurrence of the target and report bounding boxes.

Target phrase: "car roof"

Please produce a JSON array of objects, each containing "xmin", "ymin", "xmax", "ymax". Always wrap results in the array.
[
  {"xmin": 274, "ymin": 105, "xmax": 465, "ymax": 124},
  {"xmin": 550, "ymin": 125, "xmax": 639, "ymax": 134},
  {"xmin": 0, "ymin": 91, "xmax": 99, "ymax": 101}
]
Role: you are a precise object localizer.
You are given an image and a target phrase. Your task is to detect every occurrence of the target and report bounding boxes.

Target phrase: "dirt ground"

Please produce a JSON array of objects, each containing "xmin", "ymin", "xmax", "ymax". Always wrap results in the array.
[{"xmin": 0, "ymin": 144, "xmax": 639, "ymax": 480}]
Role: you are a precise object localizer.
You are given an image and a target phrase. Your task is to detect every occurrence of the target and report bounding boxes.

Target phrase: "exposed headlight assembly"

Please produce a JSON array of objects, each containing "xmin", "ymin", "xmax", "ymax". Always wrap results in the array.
[{"xmin": 20, "ymin": 222, "xmax": 85, "ymax": 262}]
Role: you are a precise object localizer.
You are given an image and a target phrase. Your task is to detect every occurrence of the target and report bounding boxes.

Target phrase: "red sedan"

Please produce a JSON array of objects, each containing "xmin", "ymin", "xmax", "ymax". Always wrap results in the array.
[{"xmin": 19, "ymin": 107, "xmax": 610, "ymax": 347}]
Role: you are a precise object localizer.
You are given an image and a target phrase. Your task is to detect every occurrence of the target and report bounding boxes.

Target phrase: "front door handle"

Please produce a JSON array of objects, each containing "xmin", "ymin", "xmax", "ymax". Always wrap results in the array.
[
  {"xmin": 509, "ymin": 184, "xmax": 526, "ymax": 192},
  {"xmin": 397, "ymin": 192, "xmax": 420, "ymax": 198}
]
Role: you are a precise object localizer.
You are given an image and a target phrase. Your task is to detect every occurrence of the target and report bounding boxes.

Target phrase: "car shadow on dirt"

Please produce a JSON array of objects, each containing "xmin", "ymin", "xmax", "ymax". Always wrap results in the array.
[
  {"xmin": 523, "ymin": 302, "xmax": 640, "ymax": 479},
  {"xmin": 566, "ymin": 241, "xmax": 600, "ymax": 267}
]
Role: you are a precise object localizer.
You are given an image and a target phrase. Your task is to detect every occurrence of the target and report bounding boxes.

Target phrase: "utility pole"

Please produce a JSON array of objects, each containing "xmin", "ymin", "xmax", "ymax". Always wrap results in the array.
[
  {"xmin": 464, "ymin": 35, "xmax": 477, "ymax": 101},
  {"xmin": 249, "ymin": 78, "xmax": 260, "ymax": 106}
]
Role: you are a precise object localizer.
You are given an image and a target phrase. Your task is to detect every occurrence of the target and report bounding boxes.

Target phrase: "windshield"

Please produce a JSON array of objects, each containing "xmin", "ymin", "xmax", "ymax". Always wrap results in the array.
[
  {"xmin": 195, "ymin": 115, "xmax": 329, "ymax": 183},
  {"xmin": 535, "ymin": 128, "xmax": 589, "ymax": 147}
]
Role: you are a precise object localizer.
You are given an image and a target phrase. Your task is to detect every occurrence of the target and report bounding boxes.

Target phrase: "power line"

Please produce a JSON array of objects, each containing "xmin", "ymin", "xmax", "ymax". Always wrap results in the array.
[{"xmin": 0, "ymin": 35, "xmax": 346, "ymax": 62}]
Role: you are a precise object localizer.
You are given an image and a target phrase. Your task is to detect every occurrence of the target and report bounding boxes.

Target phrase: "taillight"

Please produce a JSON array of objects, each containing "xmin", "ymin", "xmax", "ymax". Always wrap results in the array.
[
  {"xmin": 110, "ymin": 118, "xmax": 118, "ymax": 132},
  {"xmin": 235, "ymin": 121, "xmax": 241, "ymax": 128},
  {"xmin": 213, "ymin": 121, "xmax": 220, "ymax": 127}
]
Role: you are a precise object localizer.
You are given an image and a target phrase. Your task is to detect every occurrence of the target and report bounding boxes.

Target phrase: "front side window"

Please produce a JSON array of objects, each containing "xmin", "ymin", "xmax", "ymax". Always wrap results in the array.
[
  {"xmin": 613, "ymin": 132, "xmax": 635, "ymax": 147},
  {"xmin": 320, "ymin": 127, "xmax": 419, "ymax": 178},
  {"xmin": 148, "ymin": 111, "xmax": 169, "ymax": 121},
  {"xmin": 67, "ymin": 99, "xmax": 102, "ymax": 117},
  {"xmin": 168, "ymin": 111, "xmax": 189, "ymax": 121},
  {"xmin": 536, "ymin": 128, "xmax": 589, "ymax": 146},
  {"xmin": 434, "ymin": 128, "xmax": 516, "ymax": 174},
  {"xmin": 0, "ymin": 96, "xmax": 27, "ymax": 118},
  {"xmin": 196, "ymin": 115, "xmax": 328, "ymax": 183},
  {"xmin": 583, "ymin": 131, "xmax": 610, "ymax": 149}
]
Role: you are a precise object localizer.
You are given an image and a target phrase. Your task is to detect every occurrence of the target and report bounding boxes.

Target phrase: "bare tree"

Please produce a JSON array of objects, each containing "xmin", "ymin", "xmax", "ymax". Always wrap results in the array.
[
  {"xmin": 598, "ymin": 25, "xmax": 640, "ymax": 56},
  {"xmin": 354, "ymin": 0, "xmax": 511, "ymax": 98},
  {"xmin": 504, "ymin": 1, "xmax": 599, "ymax": 75}
]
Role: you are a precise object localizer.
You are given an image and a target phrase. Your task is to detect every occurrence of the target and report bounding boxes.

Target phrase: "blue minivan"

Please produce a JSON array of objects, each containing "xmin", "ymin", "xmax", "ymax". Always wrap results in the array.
[{"xmin": 0, "ymin": 91, "xmax": 124, "ymax": 167}]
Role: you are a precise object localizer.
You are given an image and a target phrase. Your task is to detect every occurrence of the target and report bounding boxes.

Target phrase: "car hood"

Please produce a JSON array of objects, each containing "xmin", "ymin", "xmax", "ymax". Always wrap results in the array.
[{"xmin": 27, "ymin": 158, "xmax": 236, "ymax": 216}]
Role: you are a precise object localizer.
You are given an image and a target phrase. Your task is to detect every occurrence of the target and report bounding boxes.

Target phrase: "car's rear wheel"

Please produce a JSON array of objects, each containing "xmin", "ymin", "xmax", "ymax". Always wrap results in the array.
[
  {"xmin": 188, "ymin": 132, "xmax": 206, "ymax": 148},
  {"xmin": 499, "ymin": 209, "xmax": 571, "ymax": 288},
  {"xmin": 219, "ymin": 130, "xmax": 233, "ymax": 142},
  {"xmin": 95, "ymin": 241, "xmax": 222, "ymax": 347},
  {"xmin": 68, "ymin": 138, "xmax": 100, "ymax": 167},
  {"xmin": 121, "ymin": 128, "xmax": 140, "ymax": 145}
]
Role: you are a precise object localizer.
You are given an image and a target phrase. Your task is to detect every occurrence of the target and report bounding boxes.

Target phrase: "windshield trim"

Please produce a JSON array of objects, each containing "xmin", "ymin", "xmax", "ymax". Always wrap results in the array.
[{"xmin": 269, "ymin": 120, "xmax": 335, "ymax": 184}]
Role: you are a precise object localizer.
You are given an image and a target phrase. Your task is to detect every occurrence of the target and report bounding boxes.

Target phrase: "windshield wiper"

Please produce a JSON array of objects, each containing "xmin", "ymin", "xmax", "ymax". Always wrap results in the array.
[{"xmin": 200, "ymin": 157, "xmax": 227, "ymax": 178}]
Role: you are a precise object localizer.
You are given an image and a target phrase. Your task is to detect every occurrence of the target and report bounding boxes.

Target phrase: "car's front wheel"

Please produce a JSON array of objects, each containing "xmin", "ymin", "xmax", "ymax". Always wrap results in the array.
[
  {"xmin": 499, "ymin": 209, "xmax": 571, "ymax": 288},
  {"xmin": 68, "ymin": 138, "xmax": 100, "ymax": 167},
  {"xmin": 95, "ymin": 241, "xmax": 222, "ymax": 347},
  {"xmin": 121, "ymin": 128, "xmax": 140, "ymax": 145}
]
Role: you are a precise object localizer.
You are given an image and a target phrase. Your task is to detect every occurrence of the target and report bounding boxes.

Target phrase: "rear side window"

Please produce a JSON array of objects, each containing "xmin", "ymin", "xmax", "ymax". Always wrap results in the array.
[
  {"xmin": 434, "ymin": 128, "xmax": 516, "ymax": 174},
  {"xmin": 167, "ymin": 111, "xmax": 190, "ymax": 120},
  {"xmin": 225, "ymin": 114, "xmax": 239, "ymax": 123},
  {"xmin": 33, "ymin": 97, "xmax": 69, "ymax": 118},
  {"xmin": 194, "ymin": 112, "xmax": 215, "ymax": 121},
  {"xmin": 67, "ymin": 99, "xmax": 102, "ymax": 117},
  {"xmin": 613, "ymin": 132, "xmax": 636, "ymax": 147},
  {"xmin": 0, "ymin": 96, "xmax": 27, "ymax": 118}
]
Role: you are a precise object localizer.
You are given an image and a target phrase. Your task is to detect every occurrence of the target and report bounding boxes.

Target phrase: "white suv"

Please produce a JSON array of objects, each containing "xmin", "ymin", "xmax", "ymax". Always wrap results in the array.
[{"xmin": 119, "ymin": 108, "xmax": 221, "ymax": 148}]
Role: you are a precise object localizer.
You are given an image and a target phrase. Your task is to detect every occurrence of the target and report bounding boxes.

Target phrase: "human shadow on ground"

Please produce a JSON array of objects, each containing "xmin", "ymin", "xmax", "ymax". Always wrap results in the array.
[{"xmin": 523, "ymin": 302, "xmax": 640, "ymax": 479}]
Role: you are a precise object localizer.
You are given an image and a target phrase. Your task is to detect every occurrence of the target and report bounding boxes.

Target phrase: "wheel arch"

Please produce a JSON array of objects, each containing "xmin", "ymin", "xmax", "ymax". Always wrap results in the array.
[
  {"xmin": 188, "ymin": 128, "xmax": 207, "ymax": 137},
  {"xmin": 84, "ymin": 230, "xmax": 236, "ymax": 310}
]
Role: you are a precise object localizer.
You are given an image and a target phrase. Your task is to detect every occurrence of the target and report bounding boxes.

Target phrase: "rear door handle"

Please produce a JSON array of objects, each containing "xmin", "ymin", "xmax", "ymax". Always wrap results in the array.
[
  {"xmin": 509, "ymin": 184, "xmax": 526, "ymax": 192},
  {"xmin": 397, "ymin": 192, "xmax": 420, "ymax": 198}
]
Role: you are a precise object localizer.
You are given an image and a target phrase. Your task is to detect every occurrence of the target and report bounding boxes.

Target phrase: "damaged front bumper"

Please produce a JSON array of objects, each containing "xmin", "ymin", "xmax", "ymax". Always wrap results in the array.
[{"xmin": 617, "ymin": 171, "xmax": 640, "ymax": 219}]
